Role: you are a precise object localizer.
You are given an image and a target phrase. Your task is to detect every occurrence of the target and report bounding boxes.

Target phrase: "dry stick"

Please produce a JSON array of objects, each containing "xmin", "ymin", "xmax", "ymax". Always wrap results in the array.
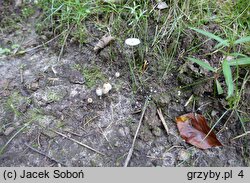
[
  {"xmin": 21, "ymin": 32, "xmax": 64, "ymax": 53},
  {"xmin": 124, "ymin": 97, "xmax": 149, "ymax": 167},
  {"xmin": 63, "ymin": 129, "xmax": 83, "ymax": 137},
  {"xmin": 82, "ymin": 115, "xmax": 100, "ymax": 128},
  {"xmin": 50, "ymin": 128, "xmax": 105, "ymax": 156},
  {"xmin": 202, "ymin": 110, "xmax": 229, "ymax": 142},
  {"xmin": 20, "ymin": 67, "xmax": 24, "ymax": 84},
  {"xmin": 157, "ymin": 108, "xmax": 169, "ymax": 134},
  {"xmin": 25, "ymin": 143, "xmax": 66, "ymax": 167},
  {"xmin": 57, "ymin": 25, "xmax": 74, "ymax": 62},
  {"xmin": 0, "ymin": 124, "xmax": 28, "ymax": 154},
  {"xmin": 98, "ymin": 125, "xmax": 114, "ymax": 150},
  {"xmin": 0, "ymin": 115, "xmax": 37, "ymax": 155},
  {"xmin": 232, "ymin": 131, "xmax": 250, "ymax": 140}
]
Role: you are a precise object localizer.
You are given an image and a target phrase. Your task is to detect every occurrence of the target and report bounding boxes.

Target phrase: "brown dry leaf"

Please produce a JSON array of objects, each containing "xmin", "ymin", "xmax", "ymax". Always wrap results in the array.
[
  {"xmin": 175, "ymin": 113, "xmax": 222, "ymax": 149},
  {"xmin": 94, "ymin": 35, "xmax": 115, "ymax": 53}
]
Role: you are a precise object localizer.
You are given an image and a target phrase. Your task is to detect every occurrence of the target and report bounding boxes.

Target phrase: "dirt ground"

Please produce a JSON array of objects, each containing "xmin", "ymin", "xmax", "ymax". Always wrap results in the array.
[{"xmin": 0, "ymin": 5, "xmax": 249, "ymax": 167}]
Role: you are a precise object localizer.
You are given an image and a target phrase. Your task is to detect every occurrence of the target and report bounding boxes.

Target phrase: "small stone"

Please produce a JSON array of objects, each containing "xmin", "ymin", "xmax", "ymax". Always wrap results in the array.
[
  {"xmin": 30, "ymin": 82, "xmax": 39, "ymax": 91},
  {"xmin": 178, "ymin": 149, "xmax": 190, "ymax": 161},
  {"xmin": 152, "ymin": 127, "xmax": 162, "ymax": 137},
  {"xmin": 87, "ymin": 98, "xmax": 93, "ymax": 104},
  {"xmin": 4, "ymin": 127, "xmax": 15, "ymax": 136},
  {"xmin": 157, "ymin": 2, "xmax": 168, "ymax": 10},
  {"xmin": 15, "ymin": 0, "xmax": 22, "ymax": 8},
  {"xmin": 115, "ymin": 72, "xmax": 120, "ymax": 78},
  {"xmin": 68, "ymin": 71, "xmax": 85, "ymax": 84},
  {"xmin": 162, "ymin": 152, "xmax": 175, "ymax": 166},
  {"xmin": 118, "ymin": 127, "xmax": 130, "ymax": 137}
]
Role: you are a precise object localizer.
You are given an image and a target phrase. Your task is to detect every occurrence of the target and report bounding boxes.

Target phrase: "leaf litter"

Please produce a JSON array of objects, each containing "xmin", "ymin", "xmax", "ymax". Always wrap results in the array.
[{"xmin": 175, "ymin": 113, "xmax": 222, "ymax": 149}]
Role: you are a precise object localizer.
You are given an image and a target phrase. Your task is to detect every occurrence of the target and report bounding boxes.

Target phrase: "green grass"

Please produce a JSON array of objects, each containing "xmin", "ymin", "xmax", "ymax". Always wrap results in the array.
[
  {"xmin": 30, "ymin": 0, "xmax": 250, "ymax": 106},
  {"xmin": 75, "ymin": 65, "xmax": 106, "ymax": 88},
  {"xmin": 5, "ymin": 92, "xmax": 31, "ymax": 117},
  {"xmin": 187, "ymin": 27, "xmax": 250, "ymax": 102}
]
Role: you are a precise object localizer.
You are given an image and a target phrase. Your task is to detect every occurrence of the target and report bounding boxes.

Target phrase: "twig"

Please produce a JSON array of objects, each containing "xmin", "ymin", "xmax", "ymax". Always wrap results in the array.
[
  {"xmin": 64, "ymin": 129, "xmax": 83, "ymax": 137},
  {"xmin": 50, "ymin": 128, "xmax": 105, "ymax": 156},
  {"xmin": 57, "ymin": 25, "xmax": 74, "ymax": 62},
  {"xmin": 20, "ymin": 32, "xmax": 64, "ymax": 53},
  {"xmin": 82, "ymin": 115, "xmax": 99, "ymax": 128},
  {"xmin": 37, "ymin": 132, "xmax": 41, "ymax": 148},
  {"xmin": 97, "ymin": 125, "xmax": 113, "ymax": 150},
  {"xmin": 0, "ymin": 125, "xmax": 27, "ymax": 154},
  {"xmin": 202, "ymin": 110, "xmax": 229, "ymax": 141},
  {"xmin": 25, "ymin": 143, "xmax": 66, "ymax": 167},
  {"xmin": 124, "ymin": 97, "xmax": 149, "ymax": 167},
  {"xmin": 232, "ymin": 131, "xmax": 250, "ymax": 140},
  {"xmin": 0, "ymin": 117, "xmax": 36, "ymax": 155},
  {"xmin": 20, "ymin": 67, "xmax": 24, "ymax": 84},
  {"xmin": 157, "ymin": 108, "xmax": 169, "ymax": 134}
]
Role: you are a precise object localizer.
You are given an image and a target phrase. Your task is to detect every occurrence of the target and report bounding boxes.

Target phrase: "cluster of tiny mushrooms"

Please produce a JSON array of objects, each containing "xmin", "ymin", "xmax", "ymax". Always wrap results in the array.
[{"xmin": 93, "ymin": 38, "xmax": 141, "ymax": 99}]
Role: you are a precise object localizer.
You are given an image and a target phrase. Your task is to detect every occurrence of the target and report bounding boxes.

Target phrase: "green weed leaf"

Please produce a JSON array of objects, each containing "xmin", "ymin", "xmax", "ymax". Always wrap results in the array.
[
  {"xmin": 234, "ymin": 36, "xmax": 250, "ymax": 45},
  {"xmin": 228, "ymin": 57, "xmax": 250, "ymax": 66},
  {"xmin": 222, "ymin": 60, "xmax": 234, "ymax": 99},
  {"xmin": 190, "ymin": 27, "xmax": 229, "ymax": 47},
  {"xmin": 215, "ymin": 79, "xmax": 223, "ymax": 95},
  {"xmin": 188, "ymin": 57, "xmax": 216, "ymax": 72}
]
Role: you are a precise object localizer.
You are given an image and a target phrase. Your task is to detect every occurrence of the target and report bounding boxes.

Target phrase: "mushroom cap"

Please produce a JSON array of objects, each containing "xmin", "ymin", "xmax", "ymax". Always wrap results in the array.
[
  {"xmin": 115, "ymin": 72, "xmax": 120, "ymax": 78},
  {"xmin": 103, "ymin": 83, "xmax": 112, "ymax": 94},
  {"xmin": 96, "ymin": 87, "xmax": 103, "ymax": 96},
  {"xmin": 125, "ymin": 38, "xmax": 141, "ymax": 46},
  {"xmin": 87, "ymin": 98, "xmax": 93, "ymax": 103}
]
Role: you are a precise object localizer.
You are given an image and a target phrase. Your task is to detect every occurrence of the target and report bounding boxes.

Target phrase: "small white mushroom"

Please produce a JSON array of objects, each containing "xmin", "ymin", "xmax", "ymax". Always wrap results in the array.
[
  {"xmin": 96, "ymin": 87, "xmax": 103, "ymax": 97},
  {"xmin": 177, "ymin": 90, "xmax": 181, "ymax": 96},
  {"xmin": 103, "ymin": 83, "xmax": 112, "ymax": 94},
  {"xmin": 115, "ymin": 72, "xmax": 120, "ymax": 78},
  {"xmin": 125, "ymin": 38, "xmax": 141, "ymax": 46},
  {"xmin": 87, "ymin": 98, "xmax": 93, "ymax": 104}
]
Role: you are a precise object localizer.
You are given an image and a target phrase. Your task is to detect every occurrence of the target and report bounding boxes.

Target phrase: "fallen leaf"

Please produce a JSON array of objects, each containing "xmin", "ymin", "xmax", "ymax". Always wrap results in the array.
[
  {"xmin": 94, "ymin": 35, "xmax": 115, "ymax": 53},
  {"xmin": 175, "ymin": 113, "xmax": 222, "ymax": 149}
]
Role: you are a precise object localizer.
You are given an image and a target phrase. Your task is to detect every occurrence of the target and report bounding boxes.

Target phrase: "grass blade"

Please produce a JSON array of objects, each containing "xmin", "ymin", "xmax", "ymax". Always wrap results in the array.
[
  {"xmin": 190, "ymin": 27, "xmax": 229, "ymax": 47},
  {"xmin": 229, "ymin": 53, "xmax": 248, "ymax": 58},
  {"xmin": 214, "ymin": 41, "xmax": 228, "ymax": 49},
  {"xmin": 188, "ymin": 57, "xmax": 216, "ymax": 72},
  {"xmin": 215, "ymin": 79, "xmax": 223, "ymax": 95},
  {"xmin": 228, "ymin": 57, "xmax": 250, "ymax": 66},
  {"xmin": 234, "ymin": 36, "xmax": 250, "ymax": 45},
  {"xmin": 222, "ymin": 60, "xmax": 234, "ymax": 98}
]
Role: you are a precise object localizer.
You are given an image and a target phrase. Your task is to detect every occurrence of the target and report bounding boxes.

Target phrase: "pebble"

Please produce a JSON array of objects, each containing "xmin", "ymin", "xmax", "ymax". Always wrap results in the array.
[
  {"xmin": 118, "ymin": 127, "xmax": 130, "ymax": 137},
  {"xmin": 4, "ymin": 127, "xmax": 15, "ymax": 136},
  {"xmin": 178, "ymin": 149, "xmax": 190, "ymax": 161}
]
